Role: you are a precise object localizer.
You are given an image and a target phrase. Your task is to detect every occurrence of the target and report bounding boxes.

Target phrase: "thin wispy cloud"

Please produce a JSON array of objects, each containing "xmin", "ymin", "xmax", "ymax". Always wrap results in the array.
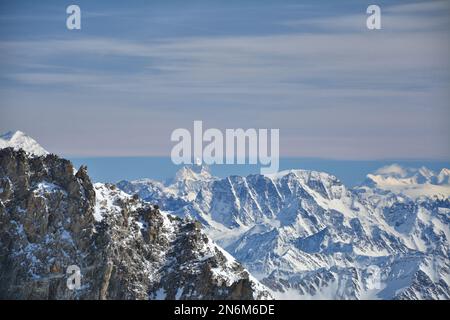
[
  {"xmin": 283, "ymin": 0, "xmax": 450, "ymax": 32},
  {"xmin": 0, "ymin": 1, "xmax": 448, "ymax": 159}
]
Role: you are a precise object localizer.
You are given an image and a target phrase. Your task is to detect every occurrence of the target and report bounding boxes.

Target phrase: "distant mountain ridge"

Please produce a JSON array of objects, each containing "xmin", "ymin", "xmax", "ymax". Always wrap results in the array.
[
  {"xmin": 363, "ymin": 164, "xmax": 450, "ymax": 199},
  {"xmin": 118, "ymin": 164, "xmax": 450, "ymax": 299}
]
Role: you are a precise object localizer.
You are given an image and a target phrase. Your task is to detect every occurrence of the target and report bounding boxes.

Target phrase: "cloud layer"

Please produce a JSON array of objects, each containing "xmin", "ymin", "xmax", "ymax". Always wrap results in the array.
[{"xmin": 0, "ymin": 1, "xmax": 449, "ymax": 159}]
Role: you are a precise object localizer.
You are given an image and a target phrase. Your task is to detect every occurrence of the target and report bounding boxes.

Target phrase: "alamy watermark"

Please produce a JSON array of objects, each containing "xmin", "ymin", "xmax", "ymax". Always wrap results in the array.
[
  {"xmin": 66, "ymin": 5, "xmax": 81, "ymax": 30},
  {"xmin": 171, "ymin": 121, "xmax": 279, "ymax": 174},
  {"xmin": 367, "ymin": 5, "xmax": 381, "ymax": 30},
  {"xmin": 66, "ymin": 265, "xmax": 81, "ymax": 290},
  {"xmin": 65, "ymin": 4, "xmax": 380, "ymax": 31}
]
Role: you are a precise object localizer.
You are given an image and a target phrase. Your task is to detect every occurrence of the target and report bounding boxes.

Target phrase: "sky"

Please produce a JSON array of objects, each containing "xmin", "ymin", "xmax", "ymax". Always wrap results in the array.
[{"xmin": 0, "ymin": 0, "xmax": 449, "ymax": 160}]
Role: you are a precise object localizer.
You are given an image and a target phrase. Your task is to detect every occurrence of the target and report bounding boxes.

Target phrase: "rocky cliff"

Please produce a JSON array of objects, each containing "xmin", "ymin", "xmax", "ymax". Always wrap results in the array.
[{"xmin": 0, "ymin": 148, "xmax": 271, "ymax": 300}]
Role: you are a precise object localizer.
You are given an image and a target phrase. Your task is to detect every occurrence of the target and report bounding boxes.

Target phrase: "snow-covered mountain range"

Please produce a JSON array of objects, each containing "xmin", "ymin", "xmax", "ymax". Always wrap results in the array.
[
  {"xmin": 118, "ymin": 164, "xmax": 450, "ymax": 300},
  {"xmin": 1, "ymin": 131, "xmax": 449, "ymax": 300}
]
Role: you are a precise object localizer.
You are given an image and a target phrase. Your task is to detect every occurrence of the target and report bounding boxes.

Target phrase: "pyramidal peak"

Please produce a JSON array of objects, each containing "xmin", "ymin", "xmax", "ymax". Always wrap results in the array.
[
  {"xmin": 438, "ymin": 168, "xmax": 450, "ymax": 184},
  {"xmin": 173, "ymin": 163, "xmax": 215, "ymax": 182},
  {"xmin": 0, "ymin": 130, "xmax": 49, "ymax": 157}
]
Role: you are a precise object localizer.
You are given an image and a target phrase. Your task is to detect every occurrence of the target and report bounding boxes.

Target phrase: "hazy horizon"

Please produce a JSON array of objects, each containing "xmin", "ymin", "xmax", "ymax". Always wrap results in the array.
[{"xmin": 69, "ymin": 155, "xmax": 450, "ymax": 186}]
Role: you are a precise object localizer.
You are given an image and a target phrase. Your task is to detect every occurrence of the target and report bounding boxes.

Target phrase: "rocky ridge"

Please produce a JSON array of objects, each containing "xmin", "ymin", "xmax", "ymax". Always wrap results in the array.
[{"xmin": 0, "ymin": 148, "xmax": 271, "ymax": 300}]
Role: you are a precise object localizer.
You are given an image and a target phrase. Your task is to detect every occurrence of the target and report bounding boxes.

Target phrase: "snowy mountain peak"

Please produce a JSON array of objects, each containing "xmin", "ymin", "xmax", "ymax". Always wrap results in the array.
[
  {"xmin": 438, "ymin": 168, "xmax": 450, "ymax": 184},
  {"xmin": 0, "ymin": 130, "xmax": 48, "ymax": 157},
  {"xmin": 372, "ymin": 163, "xmax": 411, "ymax": 178},
  {"xmin": 364, "ymin": 164, "xmax": 450, "ymax": 199},
  {"xmin": 173, "ymin": 164, "xmax": 215, "ymax": 183},
  {"xmin": 368, "ymin": 164, "xmax": 449, "ymax": 185}
]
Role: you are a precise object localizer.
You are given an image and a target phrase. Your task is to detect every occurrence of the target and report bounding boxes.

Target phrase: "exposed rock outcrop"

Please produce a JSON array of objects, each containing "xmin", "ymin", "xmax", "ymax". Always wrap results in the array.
[{"xmin": 0, "ymin": 148, "xmax": 272, "ymax": 300}]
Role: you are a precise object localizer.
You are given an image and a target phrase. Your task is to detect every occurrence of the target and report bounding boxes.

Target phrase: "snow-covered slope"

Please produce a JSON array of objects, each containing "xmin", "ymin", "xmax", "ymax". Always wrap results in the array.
[
  {"xmin": 119, "ymin": 165, "xmax": 450, "ymax": 300},
  {"xmin": 0, "ymin": 130, "xmax": 48, "ymax": 157}
]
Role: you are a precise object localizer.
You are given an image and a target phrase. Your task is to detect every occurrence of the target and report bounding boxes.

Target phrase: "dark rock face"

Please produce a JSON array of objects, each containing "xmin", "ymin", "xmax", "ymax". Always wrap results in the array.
[
  {"xmin": 0, "ymin": 148, "xmax": 271, "ymax": 300},
  {"xmin": 0, "ymin": 149, "xmax": 96, "ymax": 299}
]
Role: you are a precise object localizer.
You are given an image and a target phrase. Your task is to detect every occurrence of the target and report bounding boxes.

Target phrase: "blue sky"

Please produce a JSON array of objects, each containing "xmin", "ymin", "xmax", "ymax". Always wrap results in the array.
[{"xmin": 0, "ymin": 0, "xmax": 449, "ymax": 160}]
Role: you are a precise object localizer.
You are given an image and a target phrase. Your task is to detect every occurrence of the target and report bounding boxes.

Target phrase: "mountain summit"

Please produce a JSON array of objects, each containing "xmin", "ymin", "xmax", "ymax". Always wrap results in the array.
[
  {"xmin": 0, "ymin": 130, "xmax": 49, "ymax": 157},
  {"xmin": 363, "ymin": 164, "xmax": 450, "ymax": 199}
]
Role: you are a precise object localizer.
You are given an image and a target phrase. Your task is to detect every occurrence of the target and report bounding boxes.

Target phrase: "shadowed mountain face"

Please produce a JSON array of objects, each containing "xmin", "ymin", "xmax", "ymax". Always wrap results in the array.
[
  {"xmin": 118, "ymin": 165, "xmax": 450, "ymax": 300},
  {"xmin": 0, "ymin": 148, "xmax": 272, "ymax": 300}
]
